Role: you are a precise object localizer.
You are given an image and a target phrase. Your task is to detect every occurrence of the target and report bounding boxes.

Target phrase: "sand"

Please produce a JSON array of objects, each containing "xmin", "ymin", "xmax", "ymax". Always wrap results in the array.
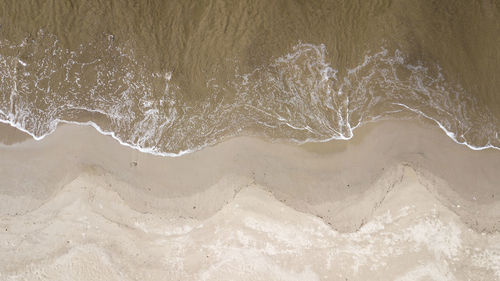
[{"xmin": 0, "ymin": 119, "xmax": 499, "ymax": 280}]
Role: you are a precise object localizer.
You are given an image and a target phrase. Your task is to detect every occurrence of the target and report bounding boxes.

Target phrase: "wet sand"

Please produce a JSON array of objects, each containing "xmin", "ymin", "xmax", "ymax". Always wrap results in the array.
[
  {"xmin": 0, "ymin": 120, "xmax": 499, "ymax": 280},
  {"xmin": 1, "ymin": 1, "xmax": 499, "ymax": 279}
]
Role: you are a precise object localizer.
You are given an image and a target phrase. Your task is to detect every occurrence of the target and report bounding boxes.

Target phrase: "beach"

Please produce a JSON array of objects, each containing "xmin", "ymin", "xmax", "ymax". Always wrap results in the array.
[
  {"xmin": 1, "ymin": 1, "xmax": 500, "ymax": 279},
  {"xmin": 1, "ymin": 120, "xmax": 499, "ymax": 280}
]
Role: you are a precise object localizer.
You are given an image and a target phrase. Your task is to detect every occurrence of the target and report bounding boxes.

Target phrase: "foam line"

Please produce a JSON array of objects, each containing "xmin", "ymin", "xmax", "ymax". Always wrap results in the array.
[
  {"xmin": 393, "ymin": 103, "xmax": 500, "ymax": 151},
  {"xmin": 1, "ymin": 113, "xmax": 499, "ymax": 158},
  {"xmin": 0, "ymin": 116, "xmax": 197, "ymax": 157}
]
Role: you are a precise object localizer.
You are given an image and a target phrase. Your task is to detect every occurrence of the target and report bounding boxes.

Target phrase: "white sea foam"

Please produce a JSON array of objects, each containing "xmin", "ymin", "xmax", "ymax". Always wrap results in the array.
[
  {"xmin": 0, "ymin": 33, "xmax": 498, "ymax": 156},
  {"xmin": 393, "ymin": 103, "xmax": 500, "ymax": 151}
]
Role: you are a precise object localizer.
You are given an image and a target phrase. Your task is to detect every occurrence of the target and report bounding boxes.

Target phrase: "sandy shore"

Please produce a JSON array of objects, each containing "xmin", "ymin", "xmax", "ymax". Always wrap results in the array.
[{"xmin": 0, "ymin": 120, "xmax": 499, "ymax": 280}]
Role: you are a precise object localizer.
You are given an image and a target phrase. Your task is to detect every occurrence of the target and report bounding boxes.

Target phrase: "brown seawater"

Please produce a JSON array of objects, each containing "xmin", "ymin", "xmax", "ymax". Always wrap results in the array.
[{"xmin": 0, "ymin": 0, "xmax": 499, "ymax": 155}]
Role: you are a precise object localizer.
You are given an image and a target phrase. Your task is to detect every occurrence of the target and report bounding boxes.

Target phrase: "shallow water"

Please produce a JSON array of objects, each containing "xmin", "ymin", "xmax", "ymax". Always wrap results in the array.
[{"xmin": 0, "ymin": 0, "xmax": 499, "ymax": 155}]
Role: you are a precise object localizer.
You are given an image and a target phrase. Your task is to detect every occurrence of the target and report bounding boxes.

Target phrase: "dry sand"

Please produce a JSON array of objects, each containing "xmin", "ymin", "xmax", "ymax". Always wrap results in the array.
[{"xmin": 0, "ymin": 119, "xmax": 499, "ymax": 280}]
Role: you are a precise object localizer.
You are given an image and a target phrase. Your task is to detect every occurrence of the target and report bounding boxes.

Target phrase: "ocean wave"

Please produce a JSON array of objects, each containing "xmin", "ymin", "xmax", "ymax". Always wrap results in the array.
[{"xmin": 0, "ymin": 31, "xmax": 498, "ymax": 155}]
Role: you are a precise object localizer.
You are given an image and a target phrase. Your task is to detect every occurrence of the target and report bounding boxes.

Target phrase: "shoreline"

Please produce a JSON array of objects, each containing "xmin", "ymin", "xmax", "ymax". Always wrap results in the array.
[
  {"xmin": 1, "ymin": 119, "xmax": 499, "ymax": 279},
  {"xmin": 0, "ymin": 118, "xmax": 499, "ymax": 232},
  {"xmin": 2, "ymin": 110, "xmax": 499, "ymax": 157},
  {"xmin": 1, "ymin": 118, "xmax": 499, "ymax": 279}
]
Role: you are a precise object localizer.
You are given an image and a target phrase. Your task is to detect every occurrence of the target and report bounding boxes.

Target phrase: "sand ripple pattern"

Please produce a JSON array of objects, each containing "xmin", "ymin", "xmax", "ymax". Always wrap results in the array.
[
  {"xmin": 0, "ymin": 31, "xmax": 498, "ymax": 155},
  {"xmin": 0, "ymin": 167, "xmax": 499, "ymax": 280}
]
